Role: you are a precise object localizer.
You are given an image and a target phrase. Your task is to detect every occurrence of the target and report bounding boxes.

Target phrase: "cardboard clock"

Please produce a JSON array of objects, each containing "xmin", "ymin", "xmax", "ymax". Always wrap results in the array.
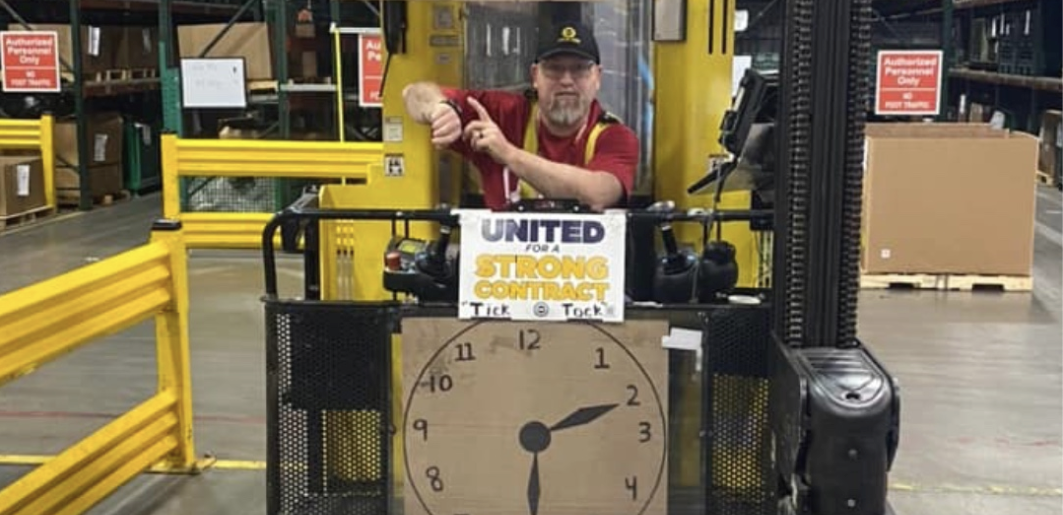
[{"xmin": 401, "ymin": 317, "xmax": 670, "ymax": 515}]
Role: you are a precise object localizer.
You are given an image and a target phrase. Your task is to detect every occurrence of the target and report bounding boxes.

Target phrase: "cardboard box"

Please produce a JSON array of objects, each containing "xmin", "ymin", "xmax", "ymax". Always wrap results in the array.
[
  {"xmin": 0, "ymin": 156, "xmax": 46, "ymax": 217},
  {"xmin": 6, "ymin": 24, "xmax": 122, "ymax": 75},
  {"xmin": 1038, "ymin": 110, "xmax": 1061, "ymax": 176},
  {"xmin": 117, "ymin": 26, "xmax": 159, "ymax": 70},
  {"xmin": 177, "ymin": 23, "xmax": 273, "ymax": 80},
  {"xmin": 55, "ymin": 163, "xmax": 123, "ymax": 204},
  {"xmin": 54, "ymin": 112, "xmax": 124, "ymax": 167},
  {"xmin": 862, "ymin": 123, "xmax": 1038, "ymax": 276}
]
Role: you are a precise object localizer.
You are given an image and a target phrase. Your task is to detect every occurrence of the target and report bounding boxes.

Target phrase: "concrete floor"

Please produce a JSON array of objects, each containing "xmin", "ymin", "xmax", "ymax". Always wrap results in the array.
[{"xmin": 0, "ymin": 189, "xmax": 1060, "ymax": 515}]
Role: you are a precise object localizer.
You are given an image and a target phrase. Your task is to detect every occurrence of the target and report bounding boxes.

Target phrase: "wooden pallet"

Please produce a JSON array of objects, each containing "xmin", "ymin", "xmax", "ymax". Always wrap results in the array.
[
  {"xmin": 0, "ymin": 206, "xmax": 53, "ymax": 232},
  {"xmin": 128, "ymin": 68, "xmax": 158, "ymax": 80},
  {"xmin": 57, "ymin": 189, "xmax": 132, "ymax": 208},
  {"xmin": 1036, "ymin": 171, "xmax": 1058, "ymax": 187},
  {"xmin": 86, "ymin": 69, "xmax": 127, "ymax": 82},
  {"xmin": 248, "ymin": 77, "xmax": 333, "ymax": 93},
  {"xmin": 860, "ymin": 272, "xmax": 1033, "ymax": 292}
]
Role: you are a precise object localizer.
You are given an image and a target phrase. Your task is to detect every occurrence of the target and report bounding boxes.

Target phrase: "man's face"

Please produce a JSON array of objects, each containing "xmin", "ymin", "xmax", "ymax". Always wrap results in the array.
[{"xmin": 532, "ymin": 54, "xmax": 601, "ymax": 128}]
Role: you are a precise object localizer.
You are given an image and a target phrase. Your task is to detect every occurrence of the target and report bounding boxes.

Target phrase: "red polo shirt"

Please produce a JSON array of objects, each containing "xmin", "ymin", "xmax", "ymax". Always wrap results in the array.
[{"xmin": 440, "ymin": 88, "xmax": 639, "ymax": 210}]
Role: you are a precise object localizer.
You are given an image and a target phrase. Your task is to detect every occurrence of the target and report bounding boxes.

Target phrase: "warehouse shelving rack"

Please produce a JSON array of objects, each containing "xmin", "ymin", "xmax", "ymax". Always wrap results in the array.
[
  {"xmin": 0, "ymin": 0, "xmax": 248, "ymax": 210},
  {"xmin": 871, "ymin": 0, "xmax": 1061, "ymax": 131},
  {"xmin": 170, "ymin": 0, "xmax": 382, "ymax": 215}
]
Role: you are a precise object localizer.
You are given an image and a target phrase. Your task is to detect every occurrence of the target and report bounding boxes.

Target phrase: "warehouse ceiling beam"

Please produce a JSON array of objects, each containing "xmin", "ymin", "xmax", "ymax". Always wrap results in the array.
[{"xmin": 78, "ymin": 0, "xmax": 242, "ymax": 15}]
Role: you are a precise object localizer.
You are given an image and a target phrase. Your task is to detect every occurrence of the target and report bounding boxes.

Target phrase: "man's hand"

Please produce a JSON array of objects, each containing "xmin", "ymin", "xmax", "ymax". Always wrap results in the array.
[
  {"xmin": 427, "ymin": 101, "xmax": 462, "ymax": 149},
  {"xmin": 463, "ymin": 97, "xmax": 515, "ymax": 164}
]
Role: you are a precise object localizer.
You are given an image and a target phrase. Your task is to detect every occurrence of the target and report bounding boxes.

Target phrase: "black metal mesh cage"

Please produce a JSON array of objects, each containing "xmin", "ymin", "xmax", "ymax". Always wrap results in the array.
[
  {"xmin": 699, "ymin": 304, "xmax": 775, "ymax": 515},
  {"xmin": 266, "ymin": 300, "xmax": 397, "ymax": 515}
]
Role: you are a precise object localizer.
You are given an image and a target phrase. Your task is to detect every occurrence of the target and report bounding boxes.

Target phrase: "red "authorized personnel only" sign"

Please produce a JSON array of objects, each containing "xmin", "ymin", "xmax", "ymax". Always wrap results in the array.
[
  {"xmin": 1, "ymin": 31, "xmax": 61, "ymax": 93},
  {"xmin": 874, "ymin": 50, "xmax": 942, "ymax": 116}
]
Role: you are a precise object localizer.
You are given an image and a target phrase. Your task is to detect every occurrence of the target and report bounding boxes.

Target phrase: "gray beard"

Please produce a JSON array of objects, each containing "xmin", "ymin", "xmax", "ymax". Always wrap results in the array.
[{"xmin": 543, "ymin": 101, "xmax": 587, "ymax": 127}]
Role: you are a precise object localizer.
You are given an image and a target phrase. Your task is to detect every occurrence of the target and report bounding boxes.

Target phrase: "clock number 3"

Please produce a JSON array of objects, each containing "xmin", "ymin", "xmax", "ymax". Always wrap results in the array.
[
  {"xmin": 638, "ymin": 421, "xmax": 652, "ymax": 442},
  {"xmin": 425, "ymin": 465, "xmax": 445, "ymax": 492}
]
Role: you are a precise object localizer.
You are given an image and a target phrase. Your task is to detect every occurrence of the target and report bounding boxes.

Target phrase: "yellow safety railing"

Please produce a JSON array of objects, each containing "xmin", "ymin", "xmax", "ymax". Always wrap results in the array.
[
  {"xmin": 160, "ymin": 134, "xmax": 383, "ymax": 249},
  {"xmin": 0, "ymin": 115, "xmax": 56, "ymax": 212},
  {"xmin": 0, "ymin": 220, "xmax": 211, "ymax": 515}
]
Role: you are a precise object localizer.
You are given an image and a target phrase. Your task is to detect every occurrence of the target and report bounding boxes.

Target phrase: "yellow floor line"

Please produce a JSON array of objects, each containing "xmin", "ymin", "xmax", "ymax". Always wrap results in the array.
[
  {"xmin": 212, "ymin": 459, "xmax": 267, "ymax": 470},
  {"xmin": 1, "ymin": 455, "xmax": 1058, "ymax": 497}
]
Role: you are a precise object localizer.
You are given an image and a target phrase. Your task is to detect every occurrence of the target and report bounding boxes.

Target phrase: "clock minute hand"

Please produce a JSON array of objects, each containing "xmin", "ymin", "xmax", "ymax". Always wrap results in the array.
[
  {"xmin": 527, "ymin": 452, "xmax": 540, "ymax": 515},
  {"xmin": 549, "ymin": 403, "xmax": 620, "ymax": 432}
]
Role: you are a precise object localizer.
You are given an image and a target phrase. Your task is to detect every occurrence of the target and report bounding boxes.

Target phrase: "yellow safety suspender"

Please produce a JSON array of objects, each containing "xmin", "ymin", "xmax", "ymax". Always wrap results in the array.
[{"xmin": 517, "ymin": 102, "xmax": 616, "ymax": 199}]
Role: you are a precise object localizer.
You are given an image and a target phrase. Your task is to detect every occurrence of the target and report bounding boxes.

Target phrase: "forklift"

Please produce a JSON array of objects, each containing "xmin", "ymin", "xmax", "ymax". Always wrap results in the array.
[{"xmin": 260, "ymin": 0, "xmax": 901, "ymax": 513}]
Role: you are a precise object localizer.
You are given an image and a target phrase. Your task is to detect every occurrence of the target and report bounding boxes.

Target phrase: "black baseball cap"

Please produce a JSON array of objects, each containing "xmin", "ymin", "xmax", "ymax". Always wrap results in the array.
[{"xmin": 535, "ymin": 21, "xmax": 600, "ymax": 64}]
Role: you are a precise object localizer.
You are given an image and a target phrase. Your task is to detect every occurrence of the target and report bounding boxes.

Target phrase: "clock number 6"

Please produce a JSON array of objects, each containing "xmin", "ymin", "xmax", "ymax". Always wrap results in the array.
[{"xmin": 425, "ymin": 466, "xmax": 444, "ymax": 492}]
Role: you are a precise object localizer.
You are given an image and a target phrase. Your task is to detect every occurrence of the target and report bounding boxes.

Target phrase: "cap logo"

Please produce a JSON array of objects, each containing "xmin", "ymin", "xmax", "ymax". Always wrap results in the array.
[{"xmin": 558, "ymin": 26, "xmax": 581, "ymax": 44}]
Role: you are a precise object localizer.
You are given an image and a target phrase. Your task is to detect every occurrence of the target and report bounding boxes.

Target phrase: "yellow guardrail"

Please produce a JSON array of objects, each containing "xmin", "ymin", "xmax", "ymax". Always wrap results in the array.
[
  {"xmin": 0, "ymin": 220, "xmax": 211, "ymax": 515},
  {"xmin": 0, "ymin": 115, "xmax": 56, "ymax": 213},
  {"xmin": 160, "ymin": 134, "xmax": 383, "ymax": 249}
]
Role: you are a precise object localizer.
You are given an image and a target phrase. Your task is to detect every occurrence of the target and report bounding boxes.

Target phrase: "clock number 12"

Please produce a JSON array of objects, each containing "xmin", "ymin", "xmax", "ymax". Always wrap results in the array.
[{"xmin": 519, "ymin": 329, "xmax": 541, "ymax": 351}]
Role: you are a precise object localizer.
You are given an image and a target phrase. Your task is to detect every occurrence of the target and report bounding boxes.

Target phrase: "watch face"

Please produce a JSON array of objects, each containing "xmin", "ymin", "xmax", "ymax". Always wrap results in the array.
[{"xmin": 401, "ymin": 317, "xmax": 670, "ymax": 515}]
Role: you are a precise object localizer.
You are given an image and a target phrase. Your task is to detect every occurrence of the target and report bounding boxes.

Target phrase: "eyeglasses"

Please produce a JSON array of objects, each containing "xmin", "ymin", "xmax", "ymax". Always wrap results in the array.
[{"xmin": 540, "ymin": 60, "xmax": 596, "ymax": 80}]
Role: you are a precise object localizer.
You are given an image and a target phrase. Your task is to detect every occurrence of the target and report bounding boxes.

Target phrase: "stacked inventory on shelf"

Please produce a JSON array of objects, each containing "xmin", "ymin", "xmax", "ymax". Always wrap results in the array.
[
  {"xmin": 0, "ymin": 0, "xmax": 253, "ymax": 212},
  {"xmin": 871, "ymin": 0, "xmax": 1061, "ymax": 132},
  {"xmin": 0, "ymin": 0, "xmax": 382, "ymax": 214}
]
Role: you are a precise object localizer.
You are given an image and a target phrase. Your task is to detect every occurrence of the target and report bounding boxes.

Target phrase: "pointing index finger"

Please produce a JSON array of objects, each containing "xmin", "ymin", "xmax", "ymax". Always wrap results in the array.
[{"xmin": 467, "ymin": 97, "xmax": 491, "ymax": 121}]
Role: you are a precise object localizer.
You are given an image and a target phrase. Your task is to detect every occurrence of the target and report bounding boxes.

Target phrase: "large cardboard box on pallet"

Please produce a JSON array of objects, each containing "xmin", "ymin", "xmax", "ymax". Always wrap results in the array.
[
  {"xmin": 54, "ymin": 112, "xmax": 124, "ymax": 167},
  {"xmin": 117, "ymin": 26, "xmax": 159, "ymax": 71},
  {"xmin": 53, "ymin": 112, "xmax": 124, "ymax": 204},
  {"xmin": 861, "ymin": 123, "xmax": 1038, "ymax": 276},
  {"xmin": 0, "ymin": 156, "xmax": 46, "ymax": 217},
  {"xmin": 5, "ymin": 24, "xmax": 123, "ymax": 76},
  {"xmin": 177, "ymin": 22, "xmax": 272, "ymax": 80}
]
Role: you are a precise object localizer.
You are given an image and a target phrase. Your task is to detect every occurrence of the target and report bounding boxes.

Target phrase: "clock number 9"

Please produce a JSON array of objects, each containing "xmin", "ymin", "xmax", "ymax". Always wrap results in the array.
[
  {"xmin": 425, "ymin": 465, "xmax": 445, "ymax": 492},
  {"xmin": 412, "ymin": 418, "xmax": 428, "ymax": 441}
]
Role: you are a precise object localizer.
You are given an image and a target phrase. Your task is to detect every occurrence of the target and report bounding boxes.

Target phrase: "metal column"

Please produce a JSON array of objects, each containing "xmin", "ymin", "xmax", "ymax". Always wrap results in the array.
[{"xmin": 68, "ymin": 0, "xmax": 92, "ymax": 210}]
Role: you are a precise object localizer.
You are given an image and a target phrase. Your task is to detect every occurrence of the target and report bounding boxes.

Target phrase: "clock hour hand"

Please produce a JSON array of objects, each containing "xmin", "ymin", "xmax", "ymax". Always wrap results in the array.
[{"xmin": 549, "ymin": 403, "xmax": 620, "ymax": 432}]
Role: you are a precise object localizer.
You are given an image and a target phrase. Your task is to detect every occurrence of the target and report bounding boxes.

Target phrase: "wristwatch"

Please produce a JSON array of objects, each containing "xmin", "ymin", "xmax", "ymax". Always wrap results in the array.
[{"xmin": 440, "ymin": 98, "xmax": 463, "ymax": 119}]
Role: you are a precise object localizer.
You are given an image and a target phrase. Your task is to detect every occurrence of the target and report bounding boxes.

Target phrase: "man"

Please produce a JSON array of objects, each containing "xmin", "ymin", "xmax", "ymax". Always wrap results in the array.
[{"xmin": 401, "ymin": 21, "xmax": 639, "ymax": 211}]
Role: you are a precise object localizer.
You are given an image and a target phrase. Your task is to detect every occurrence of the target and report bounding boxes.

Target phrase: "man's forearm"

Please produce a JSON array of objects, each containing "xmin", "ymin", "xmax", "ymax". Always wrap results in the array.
[
  {"xmin": 503, "ymin": 147, "xmax": 622, "ymax": 211},
  {"xmin": 402, "ymin": 82, "xmax": 446, "ymax": 124}
]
